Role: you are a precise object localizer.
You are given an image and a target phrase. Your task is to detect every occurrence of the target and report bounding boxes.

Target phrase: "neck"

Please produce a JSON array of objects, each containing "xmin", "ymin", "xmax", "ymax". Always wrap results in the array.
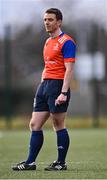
[{"xmin": 49, "ymin": 28, "xmax": 62, "ymax": 38}]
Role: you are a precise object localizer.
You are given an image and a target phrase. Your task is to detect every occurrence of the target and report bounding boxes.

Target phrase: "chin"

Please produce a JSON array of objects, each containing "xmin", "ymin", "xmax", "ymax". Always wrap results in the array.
[
  {"xmin": 45, "ymin": 28, "xmax": 51, "ymax": 32},
  {"xmin": 46, "ymin": 30, "xmax": 52, "ymax": 33}
]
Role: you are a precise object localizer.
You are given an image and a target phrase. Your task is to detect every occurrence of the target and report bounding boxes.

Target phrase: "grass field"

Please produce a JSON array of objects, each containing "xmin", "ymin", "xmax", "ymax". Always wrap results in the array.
[{"xmin": 0, "ymin": 129, "xmax": 107, "ymax": 179}]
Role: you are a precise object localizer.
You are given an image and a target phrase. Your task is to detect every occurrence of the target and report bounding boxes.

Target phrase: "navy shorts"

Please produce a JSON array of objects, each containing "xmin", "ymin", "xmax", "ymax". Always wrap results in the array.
[{"xmin": 33, "ymin": 79, "xmax": 71, "ymax": 113}]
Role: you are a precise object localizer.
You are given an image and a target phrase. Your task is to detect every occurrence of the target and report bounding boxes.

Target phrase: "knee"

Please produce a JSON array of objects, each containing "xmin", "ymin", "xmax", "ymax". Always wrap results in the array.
[
  {"xmin": 29, "ymin": 120, "xmax": 35, "ymax": 131},
  {"xmin": 52, "ymin": 118, "xmax": 64, "ymax": 131},
  {"xmin": 53, "ymin": 117, "xmax": 59, "ymax": 127},
  {"xmin": 29, "ymin": 118, "xmax": 42, "ymax": 131}
]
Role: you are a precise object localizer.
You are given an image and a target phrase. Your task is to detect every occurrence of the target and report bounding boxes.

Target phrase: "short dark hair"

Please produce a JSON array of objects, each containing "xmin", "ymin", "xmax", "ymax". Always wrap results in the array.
[{"xmin": 45, "ymin": 8, "xmax": 63, "ymax": 21}]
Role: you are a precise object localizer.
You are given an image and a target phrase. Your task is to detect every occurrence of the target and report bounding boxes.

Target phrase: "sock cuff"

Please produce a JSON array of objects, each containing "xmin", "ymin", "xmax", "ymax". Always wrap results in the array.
[
  {"xmin": 32, "ymin": 130, "xmax": 43, "ymax": 136},
  {"xmin": 56, "ymin": 128, "xmax": 68, "ymax": 135}
]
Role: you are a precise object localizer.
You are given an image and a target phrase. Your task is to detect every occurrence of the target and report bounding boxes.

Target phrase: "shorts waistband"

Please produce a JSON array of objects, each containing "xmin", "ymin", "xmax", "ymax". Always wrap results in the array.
[{"xmin": 43, "ymin": 79, "xmax": 63, "ymax": 81}]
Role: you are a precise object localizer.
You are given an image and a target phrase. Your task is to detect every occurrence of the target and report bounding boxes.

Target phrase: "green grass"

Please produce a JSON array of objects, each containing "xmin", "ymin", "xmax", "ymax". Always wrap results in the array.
[
  {"xmin": 0, "ymin": 129, "xmax": 107, "ymax": 179},
  {"xmin": 0, "ymin": 116, "xmax": 107, "ymax": 129}
]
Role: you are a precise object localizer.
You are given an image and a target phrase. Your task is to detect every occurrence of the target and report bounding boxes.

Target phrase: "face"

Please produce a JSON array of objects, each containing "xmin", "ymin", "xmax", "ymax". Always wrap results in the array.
[{"xmin": 44, "ymin": 13, "xmax": 61, "ymax": 33}]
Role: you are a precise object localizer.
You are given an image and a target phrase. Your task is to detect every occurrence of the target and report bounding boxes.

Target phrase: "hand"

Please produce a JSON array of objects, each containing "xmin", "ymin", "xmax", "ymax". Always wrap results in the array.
[{"xmin": 55, "ymin": 93, "xmax": 67, "ymax": 106}]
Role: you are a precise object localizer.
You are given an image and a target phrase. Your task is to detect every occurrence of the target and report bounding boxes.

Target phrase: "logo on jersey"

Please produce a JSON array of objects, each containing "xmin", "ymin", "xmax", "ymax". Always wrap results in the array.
[
  {"xmin": 53, "ymin": 43, "xmax": 59, "ymax": 51},
  {"xmin": 58, "ymin": 36, "xmax": 67, "ymax": 44}
]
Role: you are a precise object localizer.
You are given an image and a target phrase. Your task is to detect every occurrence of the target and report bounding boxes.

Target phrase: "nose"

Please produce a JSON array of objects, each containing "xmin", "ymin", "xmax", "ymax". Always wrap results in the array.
[{"xmin": 45, "ymin": 21, "xmax": 49, "ymax": 26}]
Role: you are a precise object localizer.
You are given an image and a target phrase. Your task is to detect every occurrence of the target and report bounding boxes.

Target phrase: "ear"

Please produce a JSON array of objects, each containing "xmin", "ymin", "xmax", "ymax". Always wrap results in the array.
[{"xmin": 58, "ymin": 20, "xmax": 62, "ymax": 27}]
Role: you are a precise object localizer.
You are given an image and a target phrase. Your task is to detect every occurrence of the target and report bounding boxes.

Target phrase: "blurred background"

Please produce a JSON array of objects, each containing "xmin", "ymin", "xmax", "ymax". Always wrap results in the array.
[{"xmin": 0, "ymin": 0, "xmax": 107, "ymax": 129}]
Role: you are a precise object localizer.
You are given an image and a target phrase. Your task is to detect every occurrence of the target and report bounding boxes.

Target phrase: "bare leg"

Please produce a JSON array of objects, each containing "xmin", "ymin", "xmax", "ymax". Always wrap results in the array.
[
  {"xmin": 51, "ymin": 112, "xmax": 66, "ymax": 131},
  {"xmin": 29, "ymin": 111, "xmax": 50, "ymax": 131}
]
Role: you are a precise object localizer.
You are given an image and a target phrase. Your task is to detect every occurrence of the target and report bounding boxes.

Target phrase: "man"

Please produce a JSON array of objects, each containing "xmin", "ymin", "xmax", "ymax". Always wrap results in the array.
[{"xmin": 12, "ymin": 8, "xmax": 76, "ymax": 171}]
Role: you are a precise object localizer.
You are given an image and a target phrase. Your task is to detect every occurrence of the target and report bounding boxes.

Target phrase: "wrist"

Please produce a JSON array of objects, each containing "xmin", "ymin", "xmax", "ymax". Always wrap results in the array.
[{"xmin": 61, "ymin": 92, "xmax": 68, "ymax": 96}]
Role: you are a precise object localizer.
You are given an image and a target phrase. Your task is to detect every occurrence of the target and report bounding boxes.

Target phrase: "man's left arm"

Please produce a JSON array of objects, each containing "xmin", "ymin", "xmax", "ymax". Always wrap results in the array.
[
  {"xmin": 61, "ymin": 62, "xmax": 74, "ymax": 92},
  {"xmin": 55, "ymin": 62, "xmax": 74, "ymax": 106}
]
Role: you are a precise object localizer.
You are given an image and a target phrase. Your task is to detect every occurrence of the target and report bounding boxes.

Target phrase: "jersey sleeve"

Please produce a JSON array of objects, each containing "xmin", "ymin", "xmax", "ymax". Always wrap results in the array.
[{"xmin": 61, "ymin": 40, "xmax": 76, "ymax": 63}]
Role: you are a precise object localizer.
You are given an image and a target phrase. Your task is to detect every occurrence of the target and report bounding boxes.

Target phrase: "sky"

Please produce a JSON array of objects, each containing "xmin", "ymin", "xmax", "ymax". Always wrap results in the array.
[{"xmin": 0, "ymin": 0, "xmax": 107, "ymax": 37}]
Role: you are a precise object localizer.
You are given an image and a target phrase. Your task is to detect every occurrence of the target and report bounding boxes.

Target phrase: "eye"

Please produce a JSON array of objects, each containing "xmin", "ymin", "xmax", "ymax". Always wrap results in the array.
[{"xmin": 48, "ymin": 18, "xmax": 54, "ymax": 22}]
